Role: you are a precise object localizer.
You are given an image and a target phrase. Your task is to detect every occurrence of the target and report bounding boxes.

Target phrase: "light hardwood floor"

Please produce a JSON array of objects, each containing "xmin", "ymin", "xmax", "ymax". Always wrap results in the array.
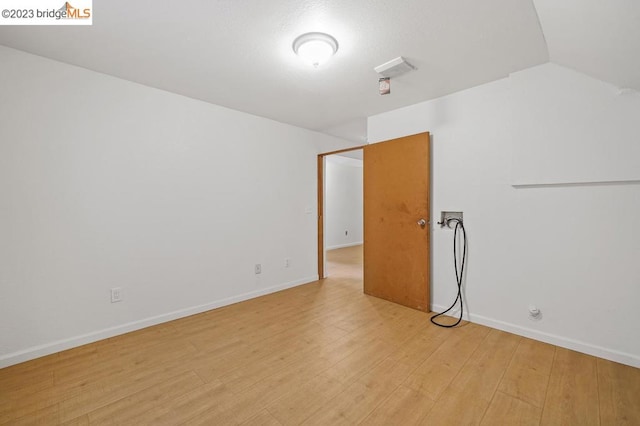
[{"xmin": 1, "ymin": 245, "xmax": 639, "ymax": 425}]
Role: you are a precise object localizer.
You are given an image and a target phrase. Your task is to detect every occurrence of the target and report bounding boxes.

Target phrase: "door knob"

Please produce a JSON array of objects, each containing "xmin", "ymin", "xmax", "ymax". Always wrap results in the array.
[{"xmin": 417, "ymin": 219, "xmax": 427, "ymax": 228}]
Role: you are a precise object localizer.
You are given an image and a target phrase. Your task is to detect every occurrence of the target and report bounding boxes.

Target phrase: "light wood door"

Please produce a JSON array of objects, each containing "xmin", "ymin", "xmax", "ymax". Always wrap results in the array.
[{"xmin": 363, "ymin": 132, "xmax": 430, "ymax": 311}]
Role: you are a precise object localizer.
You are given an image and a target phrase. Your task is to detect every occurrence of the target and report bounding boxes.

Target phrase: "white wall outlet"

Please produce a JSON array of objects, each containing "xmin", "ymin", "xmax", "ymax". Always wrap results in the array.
[
  {"xmin": 285, "ymin": 258, "xmax": 291, "ymax": 268},
  {"xmin": 110, "ymin": 287, "xmax": 123, "ymax": 303},
  {"xmin": 255, "ymin": 264, "xmax": 262, "ymax": 274}
]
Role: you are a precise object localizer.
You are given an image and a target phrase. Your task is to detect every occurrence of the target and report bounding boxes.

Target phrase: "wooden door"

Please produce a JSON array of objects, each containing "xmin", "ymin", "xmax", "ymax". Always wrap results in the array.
[{"xmin": 363, "ymin": 132, "xmax": 430, "ymax": 311}]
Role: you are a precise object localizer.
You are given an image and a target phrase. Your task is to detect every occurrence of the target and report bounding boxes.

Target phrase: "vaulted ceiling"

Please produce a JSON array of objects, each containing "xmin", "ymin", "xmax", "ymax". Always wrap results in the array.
[{"xmin": 0, "ymin": 0, "xmax": 637, "ymax": 142}]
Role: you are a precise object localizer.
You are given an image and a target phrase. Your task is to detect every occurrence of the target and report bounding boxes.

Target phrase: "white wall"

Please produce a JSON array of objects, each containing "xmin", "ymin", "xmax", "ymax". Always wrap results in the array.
[
  {"xmin": 510, "ymin": 63, "xmax": 640, "ymax": 185},
  {"xmin": 0, "ymin": 47, "xmax": 355, "ymax": 367},
  {"xmin": 368, "ymin": 63, "xmax": 640, "ymax": 367},
  {"xmin": 325, "ymin": 156, "xmax": 363, "ymax": 250}
]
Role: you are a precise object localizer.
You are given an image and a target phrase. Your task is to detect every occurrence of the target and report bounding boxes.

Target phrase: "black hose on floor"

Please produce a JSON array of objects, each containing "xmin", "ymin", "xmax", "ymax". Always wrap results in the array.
[{"xmin": 430, "ymin": 218, "xmax": 467, "ymax": 328}]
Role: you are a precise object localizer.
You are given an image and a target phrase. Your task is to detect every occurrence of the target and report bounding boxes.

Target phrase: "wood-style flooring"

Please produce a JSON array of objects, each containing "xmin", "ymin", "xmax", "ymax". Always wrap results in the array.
[{"xmin": 1, "ymin": 245, "xmax": 639, "ymax": 425}]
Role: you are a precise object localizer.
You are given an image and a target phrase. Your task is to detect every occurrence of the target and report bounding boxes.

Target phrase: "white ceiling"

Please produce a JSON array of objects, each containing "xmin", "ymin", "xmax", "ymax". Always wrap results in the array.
[
  {"xmin": 533, "ymin": 0, "xmax": 640, "ymax": 92},
  {"xmin": 0, "ymin": 1, "xmax": 636, "ymax": 142}
]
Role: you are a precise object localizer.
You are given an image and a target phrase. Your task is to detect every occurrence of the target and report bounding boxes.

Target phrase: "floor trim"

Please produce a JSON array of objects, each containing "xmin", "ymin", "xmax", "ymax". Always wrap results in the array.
[
  {"xmin": 431, "ymin": 303, "xmax": 640, "ymax": 368},
  {"xmin": 326, "ymin": 241, "xmax": 363, "ymax": 250},
  {"xmin": 0, "ymin": 275, "xmax": 318, "ymax": 369}
]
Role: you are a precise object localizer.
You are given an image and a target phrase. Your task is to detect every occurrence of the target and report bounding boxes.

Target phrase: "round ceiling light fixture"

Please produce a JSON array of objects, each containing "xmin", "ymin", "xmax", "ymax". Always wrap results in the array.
[{"xmin": 292, "ymin": 32, "xmax": 339, "ymax": 68}]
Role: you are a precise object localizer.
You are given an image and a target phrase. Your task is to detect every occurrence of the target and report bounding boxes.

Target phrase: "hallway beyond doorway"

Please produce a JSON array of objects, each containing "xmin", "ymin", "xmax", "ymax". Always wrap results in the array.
[{"xmin": 326, "ymin": 244, "xmax": 363, "ymax": 281}]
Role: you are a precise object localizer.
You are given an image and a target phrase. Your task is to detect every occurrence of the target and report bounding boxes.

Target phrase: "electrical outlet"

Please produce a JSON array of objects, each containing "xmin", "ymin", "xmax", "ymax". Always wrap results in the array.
[
  {"xmin": 110, "ymin": 287, "xmax": 122, "ymax": 303},
  {"xmin": 285, "ymin": 258, "xmax": 291, "ymax": 268},
  {"xmin": 255, "ymin": 264, "xmax": 262, "ymax": 274}
]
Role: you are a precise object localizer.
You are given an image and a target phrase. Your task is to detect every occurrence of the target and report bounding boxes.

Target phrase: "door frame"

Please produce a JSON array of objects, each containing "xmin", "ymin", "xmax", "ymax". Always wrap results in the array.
[{"xmin": 317, "ymin": 145, "xmax": 366, "ymax": 279}]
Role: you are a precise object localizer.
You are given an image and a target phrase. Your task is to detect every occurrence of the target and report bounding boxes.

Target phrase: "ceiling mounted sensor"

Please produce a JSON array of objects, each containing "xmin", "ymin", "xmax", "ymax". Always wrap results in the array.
[
  {"xmin": 374, "ymin": 56, "xmax": 416, "ymax": 78},
  {"xmin": 292, "ymin": 32, "xmax": 339, "ymax": 68}
]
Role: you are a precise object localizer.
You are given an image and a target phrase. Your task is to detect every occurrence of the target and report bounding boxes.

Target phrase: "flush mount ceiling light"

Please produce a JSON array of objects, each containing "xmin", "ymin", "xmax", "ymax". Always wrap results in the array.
[{"xmin": 292, "ymin": 32, "xmax": 338, "ymax": 68}]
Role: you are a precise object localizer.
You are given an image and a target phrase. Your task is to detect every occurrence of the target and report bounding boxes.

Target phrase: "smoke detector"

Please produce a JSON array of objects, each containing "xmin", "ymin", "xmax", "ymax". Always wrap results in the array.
[{"xmin": 374, "ymin": 56, "xmax": 416, "ymax": 78}]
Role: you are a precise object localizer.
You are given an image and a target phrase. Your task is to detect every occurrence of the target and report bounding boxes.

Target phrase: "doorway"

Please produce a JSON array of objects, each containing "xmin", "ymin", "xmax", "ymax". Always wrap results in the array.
[
  {"xmin": 317, "ymin": 146, "xmax": 366, "ymax": 279},
  {"xmin": 318, "ymin": 132, "xmax": 431, "ymax": 312},
  {"xmin": 323, "ymin": 151, "xmax": 364, "ymax": 279}
]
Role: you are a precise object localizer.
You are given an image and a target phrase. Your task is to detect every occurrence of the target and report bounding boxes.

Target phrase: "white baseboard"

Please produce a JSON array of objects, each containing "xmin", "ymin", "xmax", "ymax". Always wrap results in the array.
[
  {"xmin": 0, "ymin": 275, "xmax": 318, "ymax": 369},
  {"xmin": 326, "ymin": 241, "xmax": 363, "ymax": 250},
  {"xmin": 431, "ymin": 304, "xmax": 640, "ymax": 369}
]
